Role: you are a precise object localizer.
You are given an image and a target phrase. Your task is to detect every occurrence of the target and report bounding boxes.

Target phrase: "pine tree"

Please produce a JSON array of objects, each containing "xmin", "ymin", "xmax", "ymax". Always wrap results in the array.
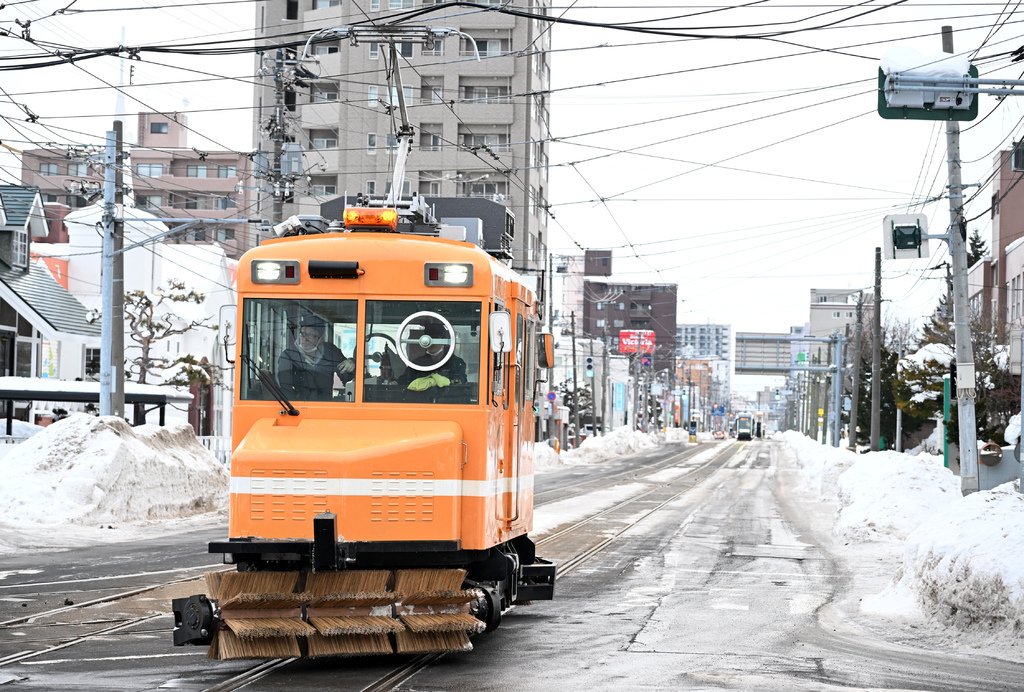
[{"xmin": 968, "ymin": 228, "xmax": 989, "ymax": 268}]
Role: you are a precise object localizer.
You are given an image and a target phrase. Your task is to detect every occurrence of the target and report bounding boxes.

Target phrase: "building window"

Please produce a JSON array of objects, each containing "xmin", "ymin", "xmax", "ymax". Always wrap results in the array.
[
  {"xmin": 419, "ymin": 171, "xmax": 441, "ymax": 196},
  {"xmin": 424, "ymin": 38, "xmax": 444, "ymax": 56},
  {"xmin": 84, "ymin": 347, "xmax": 101, "ymax": 380},
  {"xmin": 11, "ymin": 224, "xmax": 27, "ymax": 268},
  {"xmin": 217, "ymin": 196, "xmax": 237, "ymax": 210},
  {"xmin": 150, "ymin": 122, "xmax": 169, "ymax": 134},
  {"xmin": 368, "ymin": 85, "xmax": 379, "ymax": 106},
  {"xmin": 216, "ymin": 228, "xmax": 236, "ymax": 242},
  {"xmin": 186, "ymin": 164, "xmax": 208, "ymax": 178},
  {"xmin": 370, "ymin": 0, "xmax": 379, "ymax": 8},
  {"xmin": 68, "ymin": 162, "xmax": 89, "ymax": 177},
  {"xmin": 137, "ymin": 163, "xmax": 164, "ymax": 177},
  {"xmin": 38, "ymin": 163, "xmax": 59, "ymax": 176},
  {"xmin": 313, "ymin": 43, "xmax": 339, "ymax": 55},
  {"xmin": 313, "ymin": 0, "xmax": 341, "ymax": 7},
  {"xmin": 192, "ymin": 229, "xmax": 207, "ymax": 242},
  {"xmin": 367, "ymin": 133, "xmax": 377, "ymax": 154},
  {"xmin": 421, "ymin": 76, "xmax": 443, "ymax": 104},
  {"xmin": 1014, "ymin": 143, "xmax": 1024, "ymax": 172},
  {"xmin": 217, "ymin": 165, "xmax": 237, "ymax": 178},
  {"xmin": 389, "ymin": 0, "xmax": 413, "ymax": 7},
  {"xmin": 458, "ymin": 125, "xmax": 510, "ymax": 151},
  {"xmin": 138, "ymin": 194, "xmax": 162, "ymax": 209},
  {"xmin": 386, "ymin": 133, "xmax": 398, "ymax": 150},
  {"xmin": 366, "ymin": 181, "xmax": 376, "ymax": 195},
  {"xmin": 419, "ymin": 124, "xmax": 442, "ymax": 151},
  {"xmin": 311, "ymin": 130, "xmax": 338, "ymax": 150},
  {"xmin": 313, "ymin": 87, "xmax": 338, "ymax": 101},
  {"xmin": 310, "ymin": 175, "xmax": 337, "ymax": 196}
]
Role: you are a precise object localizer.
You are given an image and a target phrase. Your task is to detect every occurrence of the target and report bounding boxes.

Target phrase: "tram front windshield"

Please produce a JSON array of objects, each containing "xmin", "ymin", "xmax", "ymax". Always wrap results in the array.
[
  {"xmin": 240, "ymin": 298, "xmax": 358, "ymax": 402},
  {"xmin": 363, "ymin": 300, "xmax": 481, "ymax": 405},
  {"xmin": 238, "ymin": 298, "xmax": 481, "ymax": 405}
]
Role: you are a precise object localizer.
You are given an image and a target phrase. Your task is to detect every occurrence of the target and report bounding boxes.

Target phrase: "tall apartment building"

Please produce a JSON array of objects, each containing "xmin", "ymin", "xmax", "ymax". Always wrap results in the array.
[
  {"xmin": 131, "ymin": 113, "xmax": 254, "ymax": 259},
  {"xmin": 252, "ymin": 0, "xmax": 551, "ymax": 272},
  {"xmin": 676, "ymin": 323, "xmax": 731, "ymax": 361},
  {"xmin": 581, "ymin": 280, "xmax": 677, "ymax": 370},
  {"xmin": 21, "ymin": 113, "xmax": 254, "ymax": 259}
]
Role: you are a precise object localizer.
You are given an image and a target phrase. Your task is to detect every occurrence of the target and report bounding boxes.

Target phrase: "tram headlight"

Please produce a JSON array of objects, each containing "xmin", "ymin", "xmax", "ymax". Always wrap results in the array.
[
  {"xmin": 251, "ymin": 260, "xmax": 300, "ymax": 284},
  {"xmin": 424, "ymin": 262, "xmax": 473, "ymax": 287}
]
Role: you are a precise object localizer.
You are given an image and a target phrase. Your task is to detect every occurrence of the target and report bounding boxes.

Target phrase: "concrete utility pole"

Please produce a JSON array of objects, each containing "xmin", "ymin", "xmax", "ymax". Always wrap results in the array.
[
  {"xmin": 99, "ymin": 130, "xmax": 116, "ymax": 416},
  {"xmin": 570, "ymin": 311, "xmax": 580, "ymax": 448},
  {"xmin": 942, "ymin": 25, "xmax": 979, "ymax": 494},
  {"xmin": 896, "ymin": 343, "xmax": 905, "ymax": 452},
  {"xmin": 112, "ymin": 120, "xmax": 125, "ymax": 418},
  {"xmin": 871, "ymin": 247, "xmax": 882, "ymax": 451},
  {"xmin": 601, "ymin": 325, "xmax": 609, "ymax": 433},
  {"xmin": 589, "ymin": 339, "xmax": 597, "ymax": 437},
  {"xmin": 848, "ymin": 295, "xmax": 863, "ymax": 450}
]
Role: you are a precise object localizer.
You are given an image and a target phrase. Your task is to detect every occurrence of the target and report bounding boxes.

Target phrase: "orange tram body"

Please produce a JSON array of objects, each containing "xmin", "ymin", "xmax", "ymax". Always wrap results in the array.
[{"xmin": 172, "ymin": 219, "xmax": 556, "ymax": 659}]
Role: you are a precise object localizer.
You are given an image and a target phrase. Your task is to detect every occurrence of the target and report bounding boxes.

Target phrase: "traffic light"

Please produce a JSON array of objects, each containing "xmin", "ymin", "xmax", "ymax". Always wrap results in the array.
[{"xmin": 585, "ymin": 356, "xmax": 594, "ymax": 378}]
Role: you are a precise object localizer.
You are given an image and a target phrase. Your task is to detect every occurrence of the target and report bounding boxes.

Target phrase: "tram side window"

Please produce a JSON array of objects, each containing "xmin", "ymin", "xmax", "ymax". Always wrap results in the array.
[
  {"xmin": 240, "ymin": 298, "xmax": 358, "ymax": 402},
  {"xmin": 363, "ymin": 300, "xmax": 482, "ymax": 404}
]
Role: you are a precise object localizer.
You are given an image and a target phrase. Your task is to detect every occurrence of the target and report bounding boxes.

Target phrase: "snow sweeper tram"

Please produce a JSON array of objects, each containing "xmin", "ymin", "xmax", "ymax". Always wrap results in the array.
[{"xmin": 172, "ymin": 206, "xmax": 556, "ymax": 659}]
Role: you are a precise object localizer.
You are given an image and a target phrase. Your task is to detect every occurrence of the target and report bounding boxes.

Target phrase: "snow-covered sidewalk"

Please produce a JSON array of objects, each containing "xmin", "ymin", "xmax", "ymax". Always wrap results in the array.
[{"xmin": 778, "ymin": 430, "xmax": 1024, "ymax": 659}]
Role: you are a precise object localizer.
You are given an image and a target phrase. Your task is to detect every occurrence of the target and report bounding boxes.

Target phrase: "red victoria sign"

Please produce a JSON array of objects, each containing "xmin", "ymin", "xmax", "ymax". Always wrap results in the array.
[{"xmin": 618, "ymin": 329, "xmax": 656, "ymax": 354}]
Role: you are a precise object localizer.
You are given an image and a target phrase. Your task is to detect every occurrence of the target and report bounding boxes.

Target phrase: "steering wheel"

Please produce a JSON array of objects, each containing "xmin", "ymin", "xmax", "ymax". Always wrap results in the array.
[
  {"xmin": 396, "ymin": 311, "xmax": 455, "ymax": 372},
  {"xmin": 366, "ymin": 332, "xmax": 398, "ymax": 350}
]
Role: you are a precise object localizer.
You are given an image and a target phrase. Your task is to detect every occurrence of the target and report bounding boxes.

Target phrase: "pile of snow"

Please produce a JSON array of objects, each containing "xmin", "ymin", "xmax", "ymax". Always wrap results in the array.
[
  {"xmin": 1005, "ymin": 413, "xmax": 1021, "ymax": 447},
  {"xmin": 781, "ymin": 428, "xmax": 1024, "ymax": 641},
  {"xmin": 834, "ymin": 450, "xmax": 957, "ymax": 540},
  {"xmin": 780, "ymin": 429, "xmax": 858, "ymax": 499},
  {"xmin": 3, "ymin": 419, "xmax": 44, "ymax": 438},
  {"xmin": 533, "ymin": 441, "xmax": 562, "ymax": 472},
  {"xmin": 908, "ymin": 424, "xmax": 943, "ymax": 456},
  {"xmin": 0, "ymin": 413, "xmax": 227, "ymax": 552},
  {"xmin": 561, "ymin": 426, "xmax": 663, "ymax": 465},
  {"xmin": 869, "ymin": 483, "xmax": 1024, "ymax": 632}
]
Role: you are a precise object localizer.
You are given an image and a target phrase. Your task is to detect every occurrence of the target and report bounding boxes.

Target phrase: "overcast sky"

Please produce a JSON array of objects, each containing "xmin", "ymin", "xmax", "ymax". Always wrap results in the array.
[{"xmin": 0, "ymin": 1, "xmax": 1018, "ymax": 365}]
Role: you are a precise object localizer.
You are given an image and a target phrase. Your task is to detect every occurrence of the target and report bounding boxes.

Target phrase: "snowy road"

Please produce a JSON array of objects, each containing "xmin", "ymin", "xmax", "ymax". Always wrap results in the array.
[{"xmin": 1, "ymin": 438, "xmax": 1022, "ymax": 689}]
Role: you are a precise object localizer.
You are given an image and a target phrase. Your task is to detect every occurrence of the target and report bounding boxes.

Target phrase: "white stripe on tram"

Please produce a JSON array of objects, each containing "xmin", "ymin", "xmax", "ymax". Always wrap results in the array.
[{"xmin": 229, "ymin": 476, "xmax": 534, "ymax": 497}]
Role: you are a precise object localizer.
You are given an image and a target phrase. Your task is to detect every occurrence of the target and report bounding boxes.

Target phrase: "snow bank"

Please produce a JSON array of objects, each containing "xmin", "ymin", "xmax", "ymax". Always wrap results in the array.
[
  {"xmin": 878, "ymin": 483, "xmax": 1024, "ymax": 631},
  {"xmin": 834, "ymin": 450, "xmax": 958, "ymax": 541},
  {"xmin": 0, "ymin": 413, "xmax": 227, "ymax": 530},
  {"xmin": 909, "ymin": 424, "xmax": 943, "ymax": 456},
  {"xmin": 1005, "ymin": 413, "xmax": 1020, "ymax": 447},
  {"xmin": 780, "ymin": 429, "xmax": 857, "ymax": 499},
  {"xmin": 561, "ymin": 426, "xmax": 663, "ymax": 465},
  {"xmin": 533, "ymin": 441, "xmax": 562, "ymax": 472}
]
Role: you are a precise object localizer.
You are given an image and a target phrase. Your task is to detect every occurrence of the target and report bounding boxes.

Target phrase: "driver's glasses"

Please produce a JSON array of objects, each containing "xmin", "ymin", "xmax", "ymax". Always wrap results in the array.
[{"xmin": 299, "ymin": 327, "xmax": 323, "ymax": 342}]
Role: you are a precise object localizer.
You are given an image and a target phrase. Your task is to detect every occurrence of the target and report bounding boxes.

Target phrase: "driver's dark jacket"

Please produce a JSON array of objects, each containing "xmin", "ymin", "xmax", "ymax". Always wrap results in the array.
[{"xmin": 277, "ymin": 342, "xmax": 352, "ymax": 400}]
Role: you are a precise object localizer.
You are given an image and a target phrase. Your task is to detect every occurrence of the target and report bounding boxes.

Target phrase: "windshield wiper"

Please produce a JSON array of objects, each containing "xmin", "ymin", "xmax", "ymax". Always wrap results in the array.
[
  {"xmin": 241, "ymin": 353, "xmax": 299, "ymax": 416},
  {"xmin": 257, "ymin": 367, "xmax": 300, "ymax": 416}
]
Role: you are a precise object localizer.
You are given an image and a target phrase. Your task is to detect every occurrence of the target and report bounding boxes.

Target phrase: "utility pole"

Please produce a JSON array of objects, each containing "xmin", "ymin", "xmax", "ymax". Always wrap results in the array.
[
  {"xmin": 848, "ymin": 294, "xmax": 863, "ymax": 450},
  {"xmin": 871, "ymin": 247, "xmax": 882, "ymax": 451},
  {"xmin": 895, "ymin": 342, "xmax": 905, "ymax": 452},
  {"xmin": 99, "ymin": 130, "xmax": 116, "ymax": 416},
  {"xmin": 112, "ymin": 120, "xmax": 125, "ymax": 419},
  {"xmin": 942, "ymin": 25, "xmax": 979, "ymax": 494},
  {"xmin": 589, "ymin": 339, "xmax": 597, "ymax": 437},
  {"xmin": 546, "ymin": 253, "xmax": 555, "ymax": 442},
  {"xmin": 570, "ymin": 311, "xmax": 580, "ymax": 448},
  {"xmin": 601, "ymin": 325, "xmax": 609, "ymax": 433}
]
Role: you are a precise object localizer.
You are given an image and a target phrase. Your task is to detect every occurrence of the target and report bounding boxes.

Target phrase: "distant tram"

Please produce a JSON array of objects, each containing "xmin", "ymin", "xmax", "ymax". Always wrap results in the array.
[{"xmin": 736, "ymin": 414, "xmax": 754, "ymax": 441}]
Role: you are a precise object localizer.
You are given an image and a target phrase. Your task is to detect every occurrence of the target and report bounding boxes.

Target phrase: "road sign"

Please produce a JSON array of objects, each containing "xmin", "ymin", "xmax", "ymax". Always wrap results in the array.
[
  {"xmin": 619, "ymin": 329, "xmax": 656, "ymax": 354},
  {"xmin": 546, "ymin": 391, "xmax": 556, "ymax": 402},
  {"xmin": 883, "ymin": 214, "xmax": 929, "ymax": 259}
]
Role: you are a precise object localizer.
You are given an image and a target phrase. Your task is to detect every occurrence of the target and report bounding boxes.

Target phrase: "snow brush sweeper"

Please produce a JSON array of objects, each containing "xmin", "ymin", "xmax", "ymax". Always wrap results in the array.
[{"xmin": 171, "ymin": 204, "xmax": 555, "ymax": 659}]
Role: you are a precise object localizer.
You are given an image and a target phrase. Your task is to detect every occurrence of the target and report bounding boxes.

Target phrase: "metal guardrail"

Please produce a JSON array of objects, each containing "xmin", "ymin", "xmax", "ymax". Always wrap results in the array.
[{"xmin": 197, "ymin": 436, "xmax": 231, "ymax": 467}]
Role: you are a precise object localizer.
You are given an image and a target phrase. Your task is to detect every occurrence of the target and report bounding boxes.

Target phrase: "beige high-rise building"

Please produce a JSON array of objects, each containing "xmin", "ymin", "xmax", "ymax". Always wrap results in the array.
[{"xmin": 252, "ymin": 1, "xmax": 551, "ymax": 272}]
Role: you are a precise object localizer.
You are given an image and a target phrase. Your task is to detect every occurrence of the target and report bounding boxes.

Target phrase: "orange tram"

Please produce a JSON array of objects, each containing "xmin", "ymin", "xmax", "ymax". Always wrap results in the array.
[{"xmin": 172, "ymin": 209, "xmax": 556, "ymax": 660}]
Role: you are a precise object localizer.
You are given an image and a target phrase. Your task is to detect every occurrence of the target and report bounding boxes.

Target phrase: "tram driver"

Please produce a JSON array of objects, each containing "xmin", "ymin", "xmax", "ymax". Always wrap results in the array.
[
  {"xmin": 277, "ymin": 314, "xmax": 356, "ymax": 400},
  {"xmin": 402, "ymin": 321, "xmax": 467, "ymax": 390}
]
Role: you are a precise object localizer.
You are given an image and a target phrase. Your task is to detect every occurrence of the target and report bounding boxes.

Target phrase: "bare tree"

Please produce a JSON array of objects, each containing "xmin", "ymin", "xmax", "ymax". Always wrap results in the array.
[{"xmin": 123, "ymin": 280, "xmax": 212, "ymax": 385}]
